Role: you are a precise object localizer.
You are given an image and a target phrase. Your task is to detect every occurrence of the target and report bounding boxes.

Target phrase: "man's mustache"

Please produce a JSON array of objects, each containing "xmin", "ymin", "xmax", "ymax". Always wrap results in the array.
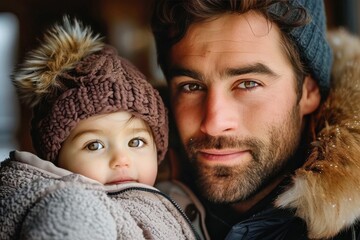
[{"xmin": 186, "ymin": 135, "xmax": 264, "ymax": 156}]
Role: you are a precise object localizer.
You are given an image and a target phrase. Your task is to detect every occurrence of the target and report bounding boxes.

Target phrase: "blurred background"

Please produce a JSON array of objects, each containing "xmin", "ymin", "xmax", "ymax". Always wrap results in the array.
[{"xmin": 0, "ymin": 0, "xmax": 359, "ymax": 161}]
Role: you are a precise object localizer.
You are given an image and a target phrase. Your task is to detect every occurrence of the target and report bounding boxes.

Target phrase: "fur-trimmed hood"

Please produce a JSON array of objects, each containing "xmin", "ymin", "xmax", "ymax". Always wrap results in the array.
[{"xmin": 276, "ymin": 29, "xmax": 360, "ymax": 239}]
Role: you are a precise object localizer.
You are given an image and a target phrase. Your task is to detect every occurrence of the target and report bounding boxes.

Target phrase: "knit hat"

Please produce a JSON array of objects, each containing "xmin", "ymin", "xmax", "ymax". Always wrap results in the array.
[
  {"xmin": 269, "ymin": 0, "xmax": 333, "ymax": 98},
  {"xmin": 12, "ymin": 17, "xmax": 168, "ymax": 162}
]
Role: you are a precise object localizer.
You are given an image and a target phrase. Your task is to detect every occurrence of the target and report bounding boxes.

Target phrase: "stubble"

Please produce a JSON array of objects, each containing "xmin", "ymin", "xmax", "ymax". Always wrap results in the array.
[{"xmin": 185, "ymin": 106, "xmax": 302, "ymax": 203}]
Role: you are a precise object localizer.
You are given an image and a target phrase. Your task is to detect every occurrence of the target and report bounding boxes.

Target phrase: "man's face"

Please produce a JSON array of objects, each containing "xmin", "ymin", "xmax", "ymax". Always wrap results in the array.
[{"xmin": 168, "ymin": 12, "xmax": 319, "ymax": 203}]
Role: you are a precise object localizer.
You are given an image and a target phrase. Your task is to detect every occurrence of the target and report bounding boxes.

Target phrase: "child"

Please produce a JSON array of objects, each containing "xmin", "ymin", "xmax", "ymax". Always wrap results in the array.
[{"xmin": 0, "ymin": 17, "xmax": 198, "ymax": 240}]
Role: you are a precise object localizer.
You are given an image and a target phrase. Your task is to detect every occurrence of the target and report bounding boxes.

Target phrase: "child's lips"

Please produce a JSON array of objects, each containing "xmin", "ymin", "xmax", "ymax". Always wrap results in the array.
[{"xmin": 106, "ymin": 178, "xmax": 136, "ymax": 185}]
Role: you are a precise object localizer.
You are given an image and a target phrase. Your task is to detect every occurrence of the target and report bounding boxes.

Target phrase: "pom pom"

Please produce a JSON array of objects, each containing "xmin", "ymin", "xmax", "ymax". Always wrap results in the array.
[{"xmin": 12, "ymin": 15, "xmax": 105, "ymax": 107}]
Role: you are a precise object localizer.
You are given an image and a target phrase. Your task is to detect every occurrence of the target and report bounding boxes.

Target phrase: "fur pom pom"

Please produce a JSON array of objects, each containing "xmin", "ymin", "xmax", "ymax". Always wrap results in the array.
[{"xmin": 12, "ymin": 16, "xmax": 105, "ymax": 107}]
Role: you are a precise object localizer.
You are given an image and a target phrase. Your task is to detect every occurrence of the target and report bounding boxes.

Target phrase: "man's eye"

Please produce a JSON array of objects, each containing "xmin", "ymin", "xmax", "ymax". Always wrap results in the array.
[
  {"xmin": 181, "ymin": 83, "xmax": 204, "ymax": 92},
  {"xmin": 86, "ymin": 141, "xmax": 104, "ymax": 151},
  {"xmin": 128, "ymin": 138, "xmax": 145, "ymax": 148},
  {"xmin": 238, "ymin": 81, "xmax": 259, "ymax": 89}
]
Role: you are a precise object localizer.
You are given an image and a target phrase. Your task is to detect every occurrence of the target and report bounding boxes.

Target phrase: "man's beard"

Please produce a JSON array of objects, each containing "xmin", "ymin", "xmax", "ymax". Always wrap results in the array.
[{"xmin": 185, "ymin": 105, "xmax": 302, "ymax": 204}]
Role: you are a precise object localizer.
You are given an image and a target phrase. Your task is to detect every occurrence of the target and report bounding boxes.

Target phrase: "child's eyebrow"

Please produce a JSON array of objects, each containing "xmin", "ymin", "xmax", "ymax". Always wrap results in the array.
[
  {"xmin": 128, "ymin": 127, "xmax": 152, "ymax": 137},
  {"xmin": 70, "ymin": 129, "xmax": 104, "ymax": 142}
]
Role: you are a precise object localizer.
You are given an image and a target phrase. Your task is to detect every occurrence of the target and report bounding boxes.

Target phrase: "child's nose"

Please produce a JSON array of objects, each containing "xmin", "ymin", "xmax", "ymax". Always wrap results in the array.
[{"xmin": 109, "ymin": 152, "xmax": 131, "ymax": 168}]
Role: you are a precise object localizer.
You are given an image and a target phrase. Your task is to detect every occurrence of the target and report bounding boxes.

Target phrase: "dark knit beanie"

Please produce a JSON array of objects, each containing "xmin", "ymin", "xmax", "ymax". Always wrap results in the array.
[
  {"xmin": 12, "ymin": 17, "xmax": 168, "ymax": 162},
  {"xmin": 270, "ymin": 0, "xmax": 333, "ymax": 98}
]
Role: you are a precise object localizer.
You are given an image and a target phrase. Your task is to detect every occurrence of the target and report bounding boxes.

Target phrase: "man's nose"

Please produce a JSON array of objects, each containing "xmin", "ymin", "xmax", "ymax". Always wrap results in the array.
[{"xmin": 200, "ymin": 88, "xmax": 239, "ymax": 136}]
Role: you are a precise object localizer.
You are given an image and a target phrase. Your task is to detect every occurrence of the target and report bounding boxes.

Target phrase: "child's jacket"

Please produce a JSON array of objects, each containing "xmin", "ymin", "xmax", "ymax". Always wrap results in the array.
[{"xmin": 0, "ymin": 151, "xmax": 198, "ymax": 240}]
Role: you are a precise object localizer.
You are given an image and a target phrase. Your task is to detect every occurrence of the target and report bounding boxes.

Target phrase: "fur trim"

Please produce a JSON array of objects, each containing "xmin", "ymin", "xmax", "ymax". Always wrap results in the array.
[
  {"xmin": 12, "ymin": 16, "xmax": 104, "ymax": 107},
  {"xmin": 275, "ymin": 29, "xmax": 360, "ymax": 239}
]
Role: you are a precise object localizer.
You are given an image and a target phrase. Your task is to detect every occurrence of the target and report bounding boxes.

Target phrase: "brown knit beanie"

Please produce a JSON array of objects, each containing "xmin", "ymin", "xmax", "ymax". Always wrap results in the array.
[{"xmin": 12, "ymin": 17, "xmax": 168, "ymax": 162}]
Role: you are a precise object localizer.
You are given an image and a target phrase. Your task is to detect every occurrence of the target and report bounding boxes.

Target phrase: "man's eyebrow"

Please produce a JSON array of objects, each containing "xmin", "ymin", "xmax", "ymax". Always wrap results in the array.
[
  {"xmin": 225, "ymin": 63, "xmax": 279, "ymax": 78},
  {"xmin": 168, "ymin": 68, "xmax": 204, "ymax": 81},
  {"xmin": 168, "ymin": 63, "xmax": 278, "ymax": 81}
]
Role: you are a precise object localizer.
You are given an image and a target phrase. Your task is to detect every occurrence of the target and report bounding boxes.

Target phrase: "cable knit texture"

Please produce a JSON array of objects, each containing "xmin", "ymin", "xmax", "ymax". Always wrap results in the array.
[{"xmin": 0, "ymin": 151, "xmax": 196, "ymax": 240}]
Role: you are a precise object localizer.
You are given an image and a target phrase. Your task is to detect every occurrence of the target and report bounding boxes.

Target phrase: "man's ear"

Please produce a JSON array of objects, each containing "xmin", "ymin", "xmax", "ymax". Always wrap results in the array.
[{"xmin": 299, "ymin": 76, "xmax": 321, "ymax": 115}]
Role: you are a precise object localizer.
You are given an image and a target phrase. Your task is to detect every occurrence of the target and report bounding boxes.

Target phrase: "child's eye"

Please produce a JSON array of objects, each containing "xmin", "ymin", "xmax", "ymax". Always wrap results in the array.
[
  {"xmin": 86, "ymin": 141, "xmax": 104, "ymax": 151},
  {"xmin": 128, "ymin": 138, "xmax": 145, "ymax": 148}
]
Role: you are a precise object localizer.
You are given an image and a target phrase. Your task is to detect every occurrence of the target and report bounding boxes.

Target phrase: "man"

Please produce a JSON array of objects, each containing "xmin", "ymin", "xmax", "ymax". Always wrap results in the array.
[{"xmin": 151, "ymin": 0, "xmax": 360, "ymax": 239}]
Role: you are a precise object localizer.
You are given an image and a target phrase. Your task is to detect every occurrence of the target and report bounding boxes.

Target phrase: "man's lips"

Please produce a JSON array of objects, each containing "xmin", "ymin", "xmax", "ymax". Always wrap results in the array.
[{"xmin": 197, "ymin": 149, "xmax": 250, "ymax": 162}]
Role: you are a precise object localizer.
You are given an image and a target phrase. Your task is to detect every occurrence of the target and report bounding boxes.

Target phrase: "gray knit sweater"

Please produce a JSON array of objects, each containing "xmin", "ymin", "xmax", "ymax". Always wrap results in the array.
[{"xmin": 0, "ymin": 151, "xmax": 197, "ymax": 240}]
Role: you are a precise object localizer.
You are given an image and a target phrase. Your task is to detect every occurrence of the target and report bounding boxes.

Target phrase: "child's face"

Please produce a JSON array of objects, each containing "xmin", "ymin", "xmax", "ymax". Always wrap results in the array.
[{"xmin": 57, "ymin": 111, "xmax": 158, "ymax": 186}]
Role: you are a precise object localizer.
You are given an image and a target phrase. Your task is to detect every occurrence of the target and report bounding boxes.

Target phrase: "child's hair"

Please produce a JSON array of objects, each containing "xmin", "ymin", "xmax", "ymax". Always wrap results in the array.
[{"xmin": 12, "ymin": 16, "xmax": 168, "ymax": 163}]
